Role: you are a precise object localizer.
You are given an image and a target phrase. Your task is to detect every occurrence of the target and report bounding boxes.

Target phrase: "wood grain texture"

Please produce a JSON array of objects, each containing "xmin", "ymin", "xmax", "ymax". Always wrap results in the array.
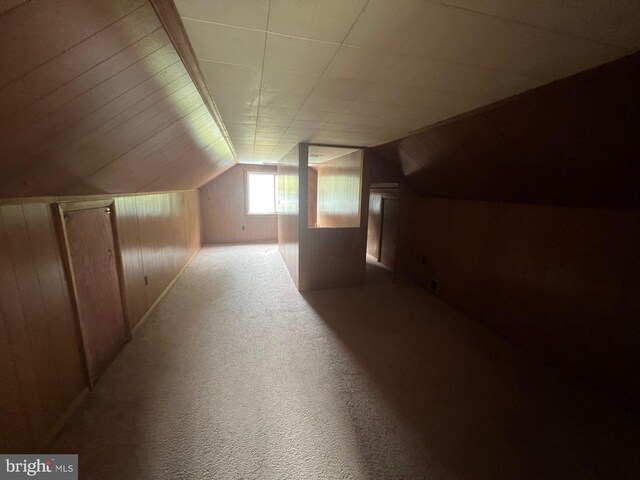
[
  {"xmin": 63, "ymin": 206, "xmax": 128, "ymax": 384},
  {"xmin": 404, "ymin": 197, "xmax": 640, "ymax": 407},
  {"xmin": 277, "ymin": 145, "xmax": 301, "ymax": 287},
  {"xmin": 0, "ymin": 0, "xmax": 235, "ymax": 198},
  {"xmin": 370, "ymin": 52, "xmax": 640, "ymax": 209},
  {"xmin": 0, "ymin": 203, "xmax": 85, "ymax": 452},
  {"xmin": 0, "ymin": 189, "xmax": 200, "ymax": 452},
  {"xmin": 366, "ymin": 193, "xmax": 382, "ymax": 258},
  {"xmin": 199, "ymin": 165, "xmax": 277, "ymax": 244},
  {"xmin": 315, "ymin": 151, "xmax": 363, "ymax": 228},
  {"xmin": 299, "ymin": 147, "xmax": 370, "ymax": 292},
  {"xmin": 307, "ymin": 167, "xmax": 318, "ymax": 228}
]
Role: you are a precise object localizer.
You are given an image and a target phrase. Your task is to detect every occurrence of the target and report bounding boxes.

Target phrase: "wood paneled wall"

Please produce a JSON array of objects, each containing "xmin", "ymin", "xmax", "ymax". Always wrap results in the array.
[
  {"xmin": 115, "ymin": 190, "xmax": 201, "ymax": 329},
  {"xmin": 370, "ymin": 52, "xmax": 640, "ymax": 210},
  {"xmin": 0, "ymin": 203, "xmax": 86, "ymax": 452},
  {"xmin": 299, "ymin": 149, "xmax": 369, "ymax": 292},
  {"xmin": 308, "ymin": 167, "xmax": 318, "ymax": 228},
  {"xmin": 277, "ymin": 144, "xmax": 370, "ymax": 292},
  {"xmin": 277, "ymin": 145, "xmax": 301, "ymax": 287},
  {"xmin": 367, "ymin": 193, "xmax": 382, "ymax": 258},
  {"xmin": 315, "ymin": 151, "xmax": 363, "ymax": 228},
  {"xmin": 403, "ymin": 197, "xmax": 640, "ymax": 406},
  {"xmin": 0, "ymin": 189, "xmax": 200, "ymax": 452},
  {"xmin": 0, "ymin": 0, "xmax": 235, "ymax": 198},
  {"xmin": 199, "ymin": 165, "xmax": 277, "ymax": 244}
]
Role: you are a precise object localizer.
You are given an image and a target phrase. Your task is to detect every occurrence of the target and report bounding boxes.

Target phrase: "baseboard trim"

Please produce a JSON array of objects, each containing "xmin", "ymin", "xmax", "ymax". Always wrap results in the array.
[
  {"xmin": 131, "ymin": 246, "xmax": 201, "ymax": 336},
  {"xmin": 41, "ymin": 387, "xmax": 90, "ymax": 452}
]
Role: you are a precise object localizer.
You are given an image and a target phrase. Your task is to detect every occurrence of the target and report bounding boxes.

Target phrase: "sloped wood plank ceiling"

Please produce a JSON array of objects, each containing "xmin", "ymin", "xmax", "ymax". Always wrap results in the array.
[{"xmin": 0, "ymin": 0, "xmax": 236, "ymax": 198}]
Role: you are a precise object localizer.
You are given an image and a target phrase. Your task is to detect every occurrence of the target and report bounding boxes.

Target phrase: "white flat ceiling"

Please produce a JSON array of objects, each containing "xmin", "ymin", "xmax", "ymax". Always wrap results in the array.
[{"xmin": 175, "ymin": 0, "xmax": 639, "ymax": 164}]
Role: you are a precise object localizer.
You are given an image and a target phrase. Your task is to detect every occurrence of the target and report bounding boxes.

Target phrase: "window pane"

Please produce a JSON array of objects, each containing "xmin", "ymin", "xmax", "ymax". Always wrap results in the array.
[{"xmin": 248, "ymin": 173, "xmax": 275, "ymax": 214}]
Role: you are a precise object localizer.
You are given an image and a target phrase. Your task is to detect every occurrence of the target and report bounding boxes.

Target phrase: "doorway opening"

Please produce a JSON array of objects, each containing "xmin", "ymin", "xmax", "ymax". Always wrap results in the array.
[{"xmin": 366, "ymin": 183, "xmax": 400, "ymax": 284}]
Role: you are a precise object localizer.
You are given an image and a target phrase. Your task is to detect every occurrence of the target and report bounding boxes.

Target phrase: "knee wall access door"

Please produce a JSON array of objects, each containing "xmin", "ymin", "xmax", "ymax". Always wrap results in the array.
[{"xmin": 59, "ymin": 201, "xmax": 128, "ymax": 385}]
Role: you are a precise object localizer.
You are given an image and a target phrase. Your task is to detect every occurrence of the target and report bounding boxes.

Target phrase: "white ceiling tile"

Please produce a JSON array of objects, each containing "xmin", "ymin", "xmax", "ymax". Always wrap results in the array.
[
  {"xmin": 208, "ymin": 85, "xmax": 260, "ymax": 109},
  {"xmin": 180, "ymin": 0, "xmax": 636, "ymax": 156},
  {"xmin": 259, "ymin": 91, "xmax": 307, "ymax": 110},
  {"xmin": 256, "ymin": 115, "xmax": 292, "ymax": 128},
  {"xmin": 343, "ymin": 0, "xmax": 424, "ymax": 52},
  {"xmin": 289, "ymin": 119, "xmax": 326, "ymax": 131},
  {"xmin": 295, "ymin": 109, "xmax": 336, "ymax": 122},
  {"xmin": 323, "ymin": 46, "xmax": 398, "ymax": 81},
  {"xmin": 264, "ymin": 33, "xmax": 339, "ymax": 75},
  {"xmin": 183, "ymin": 19, "xmax": 265, "ymax": 66},
  {"xmin": 175, "ymin": 0, "xmax": 269, "ymax": 30},
  {"xmin": 261, "ymin": 68, "xmax": 319, "ymax": 95},
  {"xmin": 256, "ymin": 125, "xmax": 287, "ymax": 135},
  {"xmin": 269, "ymin": 0, "xmax": 367, "ymax": 43},
  {"xmin": 312, "ymin": 77, "xmax": 374, "ymax": 100},
  {"xmin": 258, "ymin": 106, "xmax": 299, "ymax": 120},
  {"xmin": 301, "ymin": 94, "xmax": 350, "ymax": 113},
  {"xmin": 200, "ymin": 61, "xmax": 261, "ymax": 89}
]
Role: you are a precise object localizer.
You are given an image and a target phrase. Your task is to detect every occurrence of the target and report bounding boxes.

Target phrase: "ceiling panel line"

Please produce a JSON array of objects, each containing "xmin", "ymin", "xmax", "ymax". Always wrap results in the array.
[
  {"xmin": 263, "ymin": 0, "xmax": 372, "ymax": 162},
  {"xmin": 179, "ymin": 15, "xmax": 344, "ymax": 47},
  {"xmin": 251, "ymin": 0, "xmax": 272, "ymax": 162},
  {"xmin": 150, "ymin": 0, "xmax": 237, "ymax": 164}
]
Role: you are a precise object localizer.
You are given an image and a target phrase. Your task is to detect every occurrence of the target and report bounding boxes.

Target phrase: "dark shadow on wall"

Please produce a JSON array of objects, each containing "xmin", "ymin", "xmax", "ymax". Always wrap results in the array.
[{"xmin": 302, "ymin": 282, "xmax": 640, "ymax": 480}]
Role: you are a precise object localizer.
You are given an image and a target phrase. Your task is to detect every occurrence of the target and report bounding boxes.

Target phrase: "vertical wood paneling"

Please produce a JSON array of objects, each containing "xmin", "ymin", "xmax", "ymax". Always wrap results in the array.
[
  {"xmin": 22, "ymin": 204, "xmax": 86, "ymax": 410},
  {"xmin": 122, "ymin": 190, "xmax": 200, "ymax": 329},
  {"xmin": 114, "ymin": 196, "xmax": 148, "ymax": 326},
  {"xmin": 199, "ymin": 164, "xmax": 278, "ymax": 244},
  {"xmin": 0, "ymin": 204, "xmax": 85, "ymax": 452},
  {"xmin": 277, "ymin": 145, "xmax": 301, "ymax": 287},
  {"xmin": 307, "ymin": 167, "xmax": 318, "ymax": 228},
  {"xmin": 0, "ymin": 189, "xmax": 200, "ymax": 452},
  {"xmin": 407, "ymin": 197, "xmax": 640, "ymax": 406},
  {"xmin": 0, "ymin": 293, "xmax": 33, "ymax": 452},
  {"xmin": 1, "ymin": 206, "xmax": 61, "ymax": 428},
  {"xmin": 315, "ymin": 151, "xmax": 363, "ymax": 228},
  {"xmin": 299, "ymin": 148, "xmax": 370, "ymax": 292},
  {"xmin": 367, "ymin": 193, "xmax": 382, "ymax": 258}
]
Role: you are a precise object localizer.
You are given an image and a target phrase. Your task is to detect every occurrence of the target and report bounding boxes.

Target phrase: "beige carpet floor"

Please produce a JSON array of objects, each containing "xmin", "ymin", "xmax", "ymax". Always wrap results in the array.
[{"xmin": 50, "ymin": 244, "xmax": 640, "ymax": 479}]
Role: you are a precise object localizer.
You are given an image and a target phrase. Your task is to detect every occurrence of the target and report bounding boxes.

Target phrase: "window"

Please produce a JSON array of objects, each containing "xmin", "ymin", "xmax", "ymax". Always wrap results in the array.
[{"xmin": 246, "ymin": 172, "xmax": 277, "ymax": 215}]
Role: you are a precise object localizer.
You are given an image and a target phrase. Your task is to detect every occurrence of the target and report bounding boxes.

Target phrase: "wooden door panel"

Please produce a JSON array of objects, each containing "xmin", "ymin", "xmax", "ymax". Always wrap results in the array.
[{"xmin": 64, "ymin": 206, "xmax": 126, "ymax": 383}]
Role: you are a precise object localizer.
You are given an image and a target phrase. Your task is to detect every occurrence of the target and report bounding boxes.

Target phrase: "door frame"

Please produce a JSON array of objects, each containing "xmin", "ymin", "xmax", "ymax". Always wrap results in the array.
[{"xmin": 54, "ymin": 199, "xmax": 131, "ymax": 388}]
